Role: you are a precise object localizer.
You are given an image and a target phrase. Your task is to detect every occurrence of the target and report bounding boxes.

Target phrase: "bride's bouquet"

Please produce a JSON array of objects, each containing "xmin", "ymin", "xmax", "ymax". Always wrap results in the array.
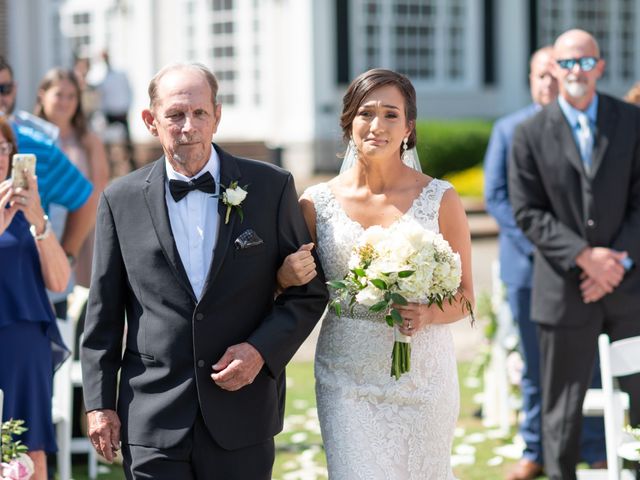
[{"xmin": 328, "ymin": 222, "xmax": 472, "ymax": 380}]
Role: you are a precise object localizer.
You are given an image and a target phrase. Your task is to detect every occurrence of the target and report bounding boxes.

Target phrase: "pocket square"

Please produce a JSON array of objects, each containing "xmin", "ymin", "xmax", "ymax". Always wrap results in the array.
[{"xmin": 234, "ymin": 229, "xmax": 264, "ymax": 250}]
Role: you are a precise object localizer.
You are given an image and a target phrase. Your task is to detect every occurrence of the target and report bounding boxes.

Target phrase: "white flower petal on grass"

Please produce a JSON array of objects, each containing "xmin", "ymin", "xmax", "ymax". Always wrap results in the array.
[
  {"xmin": 464, "ymin": 432, "xmax": 487, "ymax": 443},
  {"xmin": 290, "ymin": 432, "xmax": 308, "ymax": 444},
  {"xmin": 454, "ymin": 427, "xmax": 466, "ymax": 437},
  {"xmin": 454, "ymin": 444, "xmax": 476, "ymax": 455},
  {"xmin": 493, "ymin": 443, "xmax": 524, "ymax": 459},
  {"xmin": 487, "ymin": 456, "xmax": 504, "ymax": 466},
  {"xmin": 450, "ymin": 454, "xmax": 475, "ymax": 466},
  {"xmin": 486, "ymin": 428, "xmax": 511, "ymax": 439}
]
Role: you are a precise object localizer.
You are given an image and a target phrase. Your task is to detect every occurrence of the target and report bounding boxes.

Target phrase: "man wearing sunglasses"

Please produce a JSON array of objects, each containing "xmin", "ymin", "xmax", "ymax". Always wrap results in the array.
[
  {"xmin": 485, "ymin": 45, "xmax": 606, "ymax": 480},
  {"xmin": 509, "ymin": 29, "xmax": 640, "ymax": 480},
  {"xmin": 0, "ymin": 57, "xmax": 95, "ymax": 275}
]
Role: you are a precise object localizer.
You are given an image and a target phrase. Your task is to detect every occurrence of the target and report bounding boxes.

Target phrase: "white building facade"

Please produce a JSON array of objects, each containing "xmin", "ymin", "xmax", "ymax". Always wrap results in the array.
[{"xmin": 3, "ymin": 0, "xmax": 639, "ymax": 178}]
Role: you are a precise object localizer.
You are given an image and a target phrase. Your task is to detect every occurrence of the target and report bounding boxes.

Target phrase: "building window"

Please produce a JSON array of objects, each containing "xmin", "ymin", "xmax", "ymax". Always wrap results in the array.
[
  {"xmin": 352, "ymin": 0, "xmax": 470, "ymax": 84},
  {"xmin": 208, "ymin": 0, "xmax": 236, "ymax": 105},
  {"xmin": 67, "ymin": 11, "xmax": 92, "ymax": 56},
  {"xmin": 537, "ymin": 0, "xmax": 636, "ymax": 85}
]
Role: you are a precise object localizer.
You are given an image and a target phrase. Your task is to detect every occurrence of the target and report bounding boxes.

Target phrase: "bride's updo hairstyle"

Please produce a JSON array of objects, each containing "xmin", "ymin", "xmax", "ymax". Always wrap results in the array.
[{"xmin": 340, "ymin": 68, "xmax": 417, "ymax": 149}]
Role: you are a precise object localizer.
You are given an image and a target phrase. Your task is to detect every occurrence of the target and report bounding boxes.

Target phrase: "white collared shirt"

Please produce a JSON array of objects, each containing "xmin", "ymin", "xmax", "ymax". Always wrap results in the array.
[{"xmin": 165, "ymin": 148, "xmax": 220, "ymax": 300}]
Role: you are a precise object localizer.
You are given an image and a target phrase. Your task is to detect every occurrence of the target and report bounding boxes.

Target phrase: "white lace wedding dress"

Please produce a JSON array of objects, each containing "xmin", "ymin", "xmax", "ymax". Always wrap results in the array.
[{"xmin": 306, "ymin": 179, "xmax": 459, "ymax": 480}]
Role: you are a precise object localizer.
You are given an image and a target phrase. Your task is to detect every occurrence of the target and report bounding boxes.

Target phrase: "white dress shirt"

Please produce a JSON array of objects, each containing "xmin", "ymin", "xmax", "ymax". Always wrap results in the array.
[{"xmin": 165, "ymin": 149, "xmax": 220, "ymax": 300}]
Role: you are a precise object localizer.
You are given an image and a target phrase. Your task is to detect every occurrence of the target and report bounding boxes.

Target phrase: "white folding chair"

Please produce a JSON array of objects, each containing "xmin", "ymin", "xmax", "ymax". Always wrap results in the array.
[
  {"xmin": 481, "ymin": 260, "xmax": 520, "ymax": 438},
  {"xmin": 580, "ymin": 333, "xmax": 640, "ymax": 480},
  {"xmin": 67, "ymin": 286, "xmax": 99, "ymax": 480}
]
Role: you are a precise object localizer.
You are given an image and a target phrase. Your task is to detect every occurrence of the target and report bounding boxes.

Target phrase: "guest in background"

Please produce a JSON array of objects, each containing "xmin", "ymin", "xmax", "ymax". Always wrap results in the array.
[
  {"xmin": 34, "ymin": 67, "xmax": 108, "ymax": 289},
  {"xmin": 95, "ymin": 50, "xmax": 135, "ymax": 171},
  {"xmin": 0, "ymin": 115, "xmax": 70, "ymax": 480},
  {"xmin": 509, "ymin": 29, "xmax": 640, "ymax": 479},
  {"xmin": 484, "ymin": 46, "xmax": 605, "ymax": 480},
  {"xmin": 0, "ymin": 56, "xmax": 94, "ymax": 288}
]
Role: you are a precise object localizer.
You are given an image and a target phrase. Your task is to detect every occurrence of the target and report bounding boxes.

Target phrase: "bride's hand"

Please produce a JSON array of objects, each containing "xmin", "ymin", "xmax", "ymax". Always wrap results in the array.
[
  {"xmin": 395, "ymin": 303, "xmax": 433, "ymax": 336},
  {"xmin": 276, "ymin": 243, "xmax": 317, "ymax": 292}
]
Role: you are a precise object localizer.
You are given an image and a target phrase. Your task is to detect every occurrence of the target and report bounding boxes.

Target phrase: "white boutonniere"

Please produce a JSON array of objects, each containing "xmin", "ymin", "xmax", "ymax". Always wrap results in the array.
[{"xmin": 220, "ymin": 181, "xmax": 248, "ymax": 224}]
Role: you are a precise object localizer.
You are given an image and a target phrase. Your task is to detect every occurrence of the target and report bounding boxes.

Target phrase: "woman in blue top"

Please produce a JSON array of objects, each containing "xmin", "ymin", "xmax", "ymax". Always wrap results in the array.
[{"xmin": 0, "ymin": 115, "xmax": 70, "ymax": 480}]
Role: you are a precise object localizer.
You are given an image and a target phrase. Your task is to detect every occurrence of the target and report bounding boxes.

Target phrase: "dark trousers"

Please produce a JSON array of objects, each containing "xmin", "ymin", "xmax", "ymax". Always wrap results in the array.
[
  {"xmin": 122, "ymin": 412, "xmax": 274, "ymax": 480},
  {"xmin": 507, "ymin": 287, "xmax": 605, "ymax": 465},
  {"xmin": 537, "ymin": 310, "xmax": 640, "ymax": 480}
]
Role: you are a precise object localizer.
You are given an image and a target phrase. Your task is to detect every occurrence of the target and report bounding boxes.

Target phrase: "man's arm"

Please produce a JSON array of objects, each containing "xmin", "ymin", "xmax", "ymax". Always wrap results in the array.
[
  {"xmin": 248, "ymin": 174, "xmax": 328, "ymax": 376},
  {"xmin": 211, "ymin": 174, "xmax": 329, "ymax": 390},
  {"xmin": 81, "ymin": 192, "xmax": 127, "ymax": 410},
  {"xmin": 484, "ymin": 118, "xmax": 534, "ymax": 257},
  {"xmin": 61, "ymin": 192, "xmax": 98, "ymax": 258}
]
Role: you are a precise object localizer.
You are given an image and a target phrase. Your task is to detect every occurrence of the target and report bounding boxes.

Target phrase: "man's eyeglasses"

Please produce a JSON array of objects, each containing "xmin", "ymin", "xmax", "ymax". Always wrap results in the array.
[
  {"xmin": 556, "ymin": 57, "xmax": 599, "ymax": 72},
  {"xmin": 0, "ymin": 142, "xmax": 13, "ymax": 155},
  {"xmin": 0, "ymin": 82, "xmax": 14, "ymax": 96}
]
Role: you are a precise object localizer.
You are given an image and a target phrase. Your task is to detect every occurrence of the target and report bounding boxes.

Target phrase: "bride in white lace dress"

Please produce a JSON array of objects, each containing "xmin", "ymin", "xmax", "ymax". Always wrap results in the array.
[{"xmin": 279, "ymin": 69, "xmax": 474, "ymax": 479}]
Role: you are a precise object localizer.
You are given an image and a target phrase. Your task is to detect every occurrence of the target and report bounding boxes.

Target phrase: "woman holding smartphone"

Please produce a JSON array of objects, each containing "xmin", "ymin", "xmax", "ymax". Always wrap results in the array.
[{"xmin": 0, "ymin": 116, "xmax": 70, "ymax": 480}]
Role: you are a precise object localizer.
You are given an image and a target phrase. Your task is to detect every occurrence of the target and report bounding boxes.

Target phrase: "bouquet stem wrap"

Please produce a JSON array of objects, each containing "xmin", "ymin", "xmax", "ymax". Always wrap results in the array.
[{"xmin": 392, "ymin": 325, "xmax": 412, "ymax": 380}]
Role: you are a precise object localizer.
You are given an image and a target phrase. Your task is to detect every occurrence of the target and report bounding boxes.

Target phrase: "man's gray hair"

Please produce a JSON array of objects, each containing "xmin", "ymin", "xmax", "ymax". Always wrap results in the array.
[{"xmin": 148, "ymin": 63, "xmax": 219, "ymax": 108}]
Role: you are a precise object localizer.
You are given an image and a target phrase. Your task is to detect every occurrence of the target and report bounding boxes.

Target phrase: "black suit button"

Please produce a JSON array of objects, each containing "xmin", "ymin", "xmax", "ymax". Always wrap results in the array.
[
  {"xmin": 197, "ymin": 360, "xmax": 205, "ymax": 368},
  {"xmin": 587, "ymin": 219, "xmax": 596, "ymax": 228},
  {"xmin": 195, "ymin": 313, "xmax": 204, "ymax": 321}
]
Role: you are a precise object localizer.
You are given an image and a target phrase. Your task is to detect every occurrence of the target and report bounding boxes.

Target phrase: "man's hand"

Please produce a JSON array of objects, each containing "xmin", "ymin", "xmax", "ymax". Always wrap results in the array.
[
  {"xmin": 575, "ymin": 247, "xmax": 627, "ymax": 293},
  {"xmin": 87, "ymin": 409, "xmax": 121, "ymax": 462},
  {"xmin": 276, "ymin": 243, "xmax": 317, "ymax": 291},
  {"xmin": 211, "ymin": 342, "xmax": 265, "ymax": 391},
  {"xmin": 580, "ymin": 272, "xmax": 608, "ymax": 304}
]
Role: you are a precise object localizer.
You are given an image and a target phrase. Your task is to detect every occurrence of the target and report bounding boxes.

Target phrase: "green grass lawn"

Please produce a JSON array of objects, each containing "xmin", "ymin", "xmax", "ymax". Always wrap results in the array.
[{"xmin": 67, "ymin": 361, "xmax": 527, "ymax": 480}]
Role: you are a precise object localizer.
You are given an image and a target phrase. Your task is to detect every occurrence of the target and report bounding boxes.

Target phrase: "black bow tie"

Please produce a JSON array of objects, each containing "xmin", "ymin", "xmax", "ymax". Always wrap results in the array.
[{"xmin": 168, "ymin": 171, "xmax": 216, "ymax": 202}]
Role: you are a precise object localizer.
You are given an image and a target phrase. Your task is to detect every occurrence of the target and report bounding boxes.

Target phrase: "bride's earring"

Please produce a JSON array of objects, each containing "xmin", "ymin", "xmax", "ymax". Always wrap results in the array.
[{"xmin": 402, "ymin": 137, "xmax": 408, "ymax": 163}]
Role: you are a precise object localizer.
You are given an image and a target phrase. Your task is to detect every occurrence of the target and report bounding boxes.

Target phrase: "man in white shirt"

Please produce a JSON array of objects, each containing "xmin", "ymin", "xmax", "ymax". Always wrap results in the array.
[{"xmin": 81, "ymin": 63, "xmax": 328, "ymax": 480}]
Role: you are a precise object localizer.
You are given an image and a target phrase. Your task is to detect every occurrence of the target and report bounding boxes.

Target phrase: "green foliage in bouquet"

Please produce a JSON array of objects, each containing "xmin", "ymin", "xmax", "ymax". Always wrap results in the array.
[{"xmin": 1, "ymin": 419, "xmax": 29, "ymax": 463}]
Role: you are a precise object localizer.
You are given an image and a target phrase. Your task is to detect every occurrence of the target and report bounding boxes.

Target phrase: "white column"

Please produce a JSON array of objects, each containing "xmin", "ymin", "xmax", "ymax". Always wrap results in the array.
[{"xmin": 495, "ymin": 0, "xmax": 529, "ymax": 114}]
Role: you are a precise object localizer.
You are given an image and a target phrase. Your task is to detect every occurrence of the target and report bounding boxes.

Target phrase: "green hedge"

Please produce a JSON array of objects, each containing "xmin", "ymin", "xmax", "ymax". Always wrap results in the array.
[{"xmin": 415, "ymin": 120, "xmax": 493, "ymax": 179}]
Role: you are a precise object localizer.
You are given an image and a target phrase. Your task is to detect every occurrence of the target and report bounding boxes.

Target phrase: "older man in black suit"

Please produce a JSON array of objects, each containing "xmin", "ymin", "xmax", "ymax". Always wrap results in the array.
[
  {"xmin": 509, "ymin": 29, "xmax": 640, "ymax": 480},
  {"xmin": 80, "ymin": 63, "xmax": 328, "ymax": 479}
]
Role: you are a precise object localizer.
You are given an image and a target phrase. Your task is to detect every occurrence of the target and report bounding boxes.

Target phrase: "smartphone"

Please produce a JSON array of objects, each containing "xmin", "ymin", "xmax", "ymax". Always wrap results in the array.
[{"xmin": 11, "ymin": 154, "xmax": 36, "ymax": 189}]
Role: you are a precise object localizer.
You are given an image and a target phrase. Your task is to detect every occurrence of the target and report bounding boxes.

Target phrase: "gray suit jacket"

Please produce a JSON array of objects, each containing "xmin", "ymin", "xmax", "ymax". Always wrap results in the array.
[
  {"xmin": 81, "ymin": 144, "xmax": 329, "ymax": 449},
  {"xmin": 509, "ymin": 94, "xmax": 640, "ymax": 326}
]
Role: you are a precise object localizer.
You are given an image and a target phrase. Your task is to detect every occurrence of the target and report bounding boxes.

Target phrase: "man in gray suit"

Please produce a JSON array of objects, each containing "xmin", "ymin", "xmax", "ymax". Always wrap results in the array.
[
  {"xmin": 509, "ymin": 29, "xmax": 640, "ymax": 480},
  {"xmin": 80, "ymin": 63, "xmax": 328, "ymax": 479}
]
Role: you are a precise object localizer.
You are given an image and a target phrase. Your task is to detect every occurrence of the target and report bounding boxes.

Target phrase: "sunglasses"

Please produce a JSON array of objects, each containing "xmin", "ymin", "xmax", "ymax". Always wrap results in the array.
[
  {"xmin": 556, "ymin": 57, "xmax": 599, "ymax": 72},
  {"xmin": 0, "ymin": 82, "xmax": 14, "ymax": 96}
]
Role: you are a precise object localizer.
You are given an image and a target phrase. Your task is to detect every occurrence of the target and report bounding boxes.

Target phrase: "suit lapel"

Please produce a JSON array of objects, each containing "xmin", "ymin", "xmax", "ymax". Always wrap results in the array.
[
  {"xmin": 591, "ymin": 95, "xmax": 617, "ymax": 177},
  {"xmin": 201, "ymin": 145, "xmax": 242, "ymax": 295},
  {"xmin": 143, "ymin": 159, "xmax": 197, "ymax": 302},
  {"xmin": 548, "ymin": 101, "xmax": 587, "ymax": 176}
]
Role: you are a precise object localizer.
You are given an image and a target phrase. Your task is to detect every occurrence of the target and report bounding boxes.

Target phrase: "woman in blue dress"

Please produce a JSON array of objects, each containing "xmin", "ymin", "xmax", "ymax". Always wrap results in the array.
[{"xmin": 0, "ymin": 116, "xmax": 71, "ymax": 480}]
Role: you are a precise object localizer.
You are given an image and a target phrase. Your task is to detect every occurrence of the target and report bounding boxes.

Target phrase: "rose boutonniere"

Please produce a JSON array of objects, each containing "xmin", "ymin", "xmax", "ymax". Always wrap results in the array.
[{"xmin": 220, "ymin": 181, "xmax": 248, "ymax": 224}]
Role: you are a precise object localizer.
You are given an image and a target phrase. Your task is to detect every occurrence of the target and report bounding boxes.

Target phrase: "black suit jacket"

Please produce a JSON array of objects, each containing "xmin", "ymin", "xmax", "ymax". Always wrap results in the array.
[
  {"xmin": 509, "ymin": 94, "xmax": 640, "ymax": 326},
  {"xmin": 81, "ymin": 144, "xmax": 329, "ymax": 450}
]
